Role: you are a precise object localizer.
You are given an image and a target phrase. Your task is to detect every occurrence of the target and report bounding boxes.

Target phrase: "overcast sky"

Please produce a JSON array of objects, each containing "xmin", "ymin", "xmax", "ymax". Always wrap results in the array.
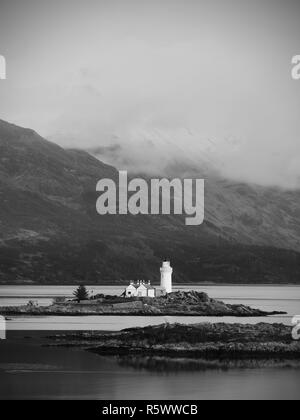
[{"xmin": 0, "ymin": 0, "xmax": 300, "ymax": 187}]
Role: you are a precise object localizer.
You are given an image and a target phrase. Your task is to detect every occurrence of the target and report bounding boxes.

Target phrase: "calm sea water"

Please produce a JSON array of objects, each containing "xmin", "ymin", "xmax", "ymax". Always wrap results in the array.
[
  {"xmin": 0, "ymin": 330, "xmax": 299, "ymax": 400},
  {"xmin": 0, "ymin": 285, "xmax": 300, "ymax": 399}
]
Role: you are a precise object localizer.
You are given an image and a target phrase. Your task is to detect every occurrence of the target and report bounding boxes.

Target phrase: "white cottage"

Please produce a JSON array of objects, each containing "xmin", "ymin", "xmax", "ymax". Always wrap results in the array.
[
  {"xmin": 125, "ymin": 281, "xmax": 139, "ymax": 297},
  {"xmin": 125, "ymin": 280, "xmax": 156, "ymax": 298},
  {"xmin": 137, "ymin": 281, "xmax": 156, "ymax": 298}
]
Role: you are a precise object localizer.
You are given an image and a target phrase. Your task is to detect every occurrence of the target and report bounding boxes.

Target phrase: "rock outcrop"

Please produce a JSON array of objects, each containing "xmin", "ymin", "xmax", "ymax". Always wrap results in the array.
[
  {"xmin": 47, "ymin": 322, "xmax": 300, "ymax": 358},
  {"xmin": 0, "ymin": 291, "xmax": 285, "ymax": 317}
]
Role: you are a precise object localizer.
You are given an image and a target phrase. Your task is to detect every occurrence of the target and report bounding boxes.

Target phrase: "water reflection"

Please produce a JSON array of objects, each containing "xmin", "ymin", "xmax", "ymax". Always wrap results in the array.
[
  {"xmin": 116, "ymin": 354, "xmax": 300, "ymax": 373},
  {"xmin": 1, "ymin": 332, "xmax": 300, "ymax": 400}
]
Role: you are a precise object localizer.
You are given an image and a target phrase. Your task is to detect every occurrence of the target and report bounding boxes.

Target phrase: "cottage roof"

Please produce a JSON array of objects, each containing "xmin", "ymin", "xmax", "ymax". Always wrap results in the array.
[
  {"xmin": 126, "ymin": 284, "xmax": 139, "ymax": 289},
  {"xmin": 127, "ymin": 282, "xmax": 156, "ymax": 290},
  {"xmin": 138, "ymin": 283, "xmax": 156, "ymax": 290}
]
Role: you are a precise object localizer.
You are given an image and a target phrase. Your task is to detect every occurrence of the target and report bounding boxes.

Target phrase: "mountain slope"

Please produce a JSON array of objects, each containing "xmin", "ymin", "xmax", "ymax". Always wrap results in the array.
[{"xmin": 0, "ymin": 119, "xmax": 300, "ymax": 284}]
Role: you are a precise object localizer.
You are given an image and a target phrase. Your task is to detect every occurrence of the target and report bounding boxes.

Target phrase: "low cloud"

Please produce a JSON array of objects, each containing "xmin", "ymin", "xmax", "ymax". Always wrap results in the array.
[{"xmin": 1, "ymin": 0, "xmax": 300, "ymax": 188}]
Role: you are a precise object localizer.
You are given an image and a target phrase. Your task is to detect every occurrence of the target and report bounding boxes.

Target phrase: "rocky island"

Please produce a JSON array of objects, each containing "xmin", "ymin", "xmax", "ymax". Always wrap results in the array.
[
  {"xmin": 0, "ymin": 291, "xmax": 285, "ymax": 317},
  {"xmin": 48, "ymin": 322, "xmax": 300, "ymax": 359}
]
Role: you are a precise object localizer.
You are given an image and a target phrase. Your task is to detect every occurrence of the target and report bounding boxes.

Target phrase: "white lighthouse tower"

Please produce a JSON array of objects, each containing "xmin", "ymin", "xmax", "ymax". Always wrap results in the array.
[{"xmin": 160, "ymin": 260, "xmax": 173, "ymax": 294}]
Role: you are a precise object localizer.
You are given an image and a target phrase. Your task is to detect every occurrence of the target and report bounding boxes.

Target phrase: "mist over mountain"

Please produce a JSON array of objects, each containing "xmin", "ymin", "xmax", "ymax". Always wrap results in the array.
[
  {"xmin": 85, "ymin": 129, "xmax": 224, "ymax": 178},
  {"xmin": 88, "ymin": 132, "xmax": 300, "ymax": 252},
  {"xmin": 0, "ymin": 119, "xmax": 300, "ymax": 285}
]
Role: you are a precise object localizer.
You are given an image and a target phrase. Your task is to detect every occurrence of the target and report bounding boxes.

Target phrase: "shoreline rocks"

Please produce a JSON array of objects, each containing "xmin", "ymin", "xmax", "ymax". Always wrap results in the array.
[{"xmin": 47, "ymin": 322, "xmax": 300, "ymax": 358}]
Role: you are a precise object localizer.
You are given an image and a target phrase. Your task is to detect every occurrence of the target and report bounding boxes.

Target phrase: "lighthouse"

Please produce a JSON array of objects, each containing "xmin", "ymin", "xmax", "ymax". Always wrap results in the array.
[{"xmin": 160, "ymin": 260, "xmax": 173, "ymax": 293}]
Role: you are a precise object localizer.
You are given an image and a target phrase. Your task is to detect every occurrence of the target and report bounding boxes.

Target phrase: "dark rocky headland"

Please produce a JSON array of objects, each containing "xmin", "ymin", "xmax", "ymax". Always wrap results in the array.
[{"xmin": 0, "ymin": 290, "xmax": 286, "ymax": 317}]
